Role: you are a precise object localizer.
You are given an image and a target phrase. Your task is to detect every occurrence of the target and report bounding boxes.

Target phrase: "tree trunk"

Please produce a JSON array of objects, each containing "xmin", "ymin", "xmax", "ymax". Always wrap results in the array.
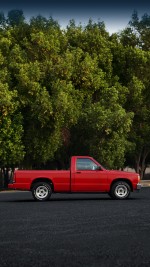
[
  {"xmin": 0, "ymin": 168, "xmax": 4, "ymax": 189},
  {"xmin": 3, "ymin": 168, "xmax": 9, "ymax": 188},
  {"xmin": 135, "ymin": 150, "xmax": 142, "ymax": 174},
  {"xmin": 135, "ymin": 147, "xmax": 150, "ymax": 180},
  {"xmin": 140, "ymin": 148, "xmax": 150, "ymax": 180}
]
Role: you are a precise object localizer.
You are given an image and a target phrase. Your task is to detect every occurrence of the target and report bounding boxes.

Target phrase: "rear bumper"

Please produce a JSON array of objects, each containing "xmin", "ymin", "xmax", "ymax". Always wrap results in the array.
[
  {"xmin": 8, "ymin": 184, "xmax": 16, "ymax": 189},
  {"xmin": 8, "ymin": 183, "xmax": 30, "ymax": 191}
]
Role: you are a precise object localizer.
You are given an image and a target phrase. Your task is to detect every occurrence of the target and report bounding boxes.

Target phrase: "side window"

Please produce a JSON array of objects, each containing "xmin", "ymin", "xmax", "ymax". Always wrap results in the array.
[{"xmin": 76, "ymin": 158, "xmax": 98, "ymax": 171}]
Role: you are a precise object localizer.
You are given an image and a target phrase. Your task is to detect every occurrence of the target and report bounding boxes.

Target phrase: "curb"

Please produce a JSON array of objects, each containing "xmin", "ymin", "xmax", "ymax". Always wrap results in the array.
[
  {"xmin": 141, "ymin": 180, "xmax": 150, "ymax": 187},
  {"xmin": 0, "ymin": 190, "xmax": 26, "ymax": 193}
]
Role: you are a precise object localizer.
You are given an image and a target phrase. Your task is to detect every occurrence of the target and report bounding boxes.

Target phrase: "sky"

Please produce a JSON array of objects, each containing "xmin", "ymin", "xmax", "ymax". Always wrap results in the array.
[{"xmin": 1, "ymin": 0, "xmax": 150, "ymax": 33}]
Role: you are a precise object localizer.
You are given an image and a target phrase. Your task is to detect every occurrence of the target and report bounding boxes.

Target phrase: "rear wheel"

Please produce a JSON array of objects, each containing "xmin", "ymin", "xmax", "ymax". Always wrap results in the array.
[
  {"xmin": 32, "ymin": 182, "xmax": 52, "ymax": 201},
  {"xmin": 109, "ymin": 181, "xmax": 131, "ymax": 200}
]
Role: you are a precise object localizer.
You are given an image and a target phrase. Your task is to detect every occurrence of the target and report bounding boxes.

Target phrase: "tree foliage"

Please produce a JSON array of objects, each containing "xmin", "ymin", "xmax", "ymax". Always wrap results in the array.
[
  {"xmin": 0, "ymin": 10, "xmax": 150, "ymax": 179},
  {"xmin": 115, "ymin": 12, "xmax": 150, "ymax": 177}
]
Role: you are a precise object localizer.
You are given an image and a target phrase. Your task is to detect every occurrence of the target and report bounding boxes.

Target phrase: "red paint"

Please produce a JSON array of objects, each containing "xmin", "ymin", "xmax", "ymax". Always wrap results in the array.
[{"xmin": 8, "ymin": 156, "xmax": 140, "ymax": 194}]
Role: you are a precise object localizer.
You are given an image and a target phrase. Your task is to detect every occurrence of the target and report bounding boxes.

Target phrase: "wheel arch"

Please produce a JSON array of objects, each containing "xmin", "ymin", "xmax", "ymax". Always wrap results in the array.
[
  {"xmin": 110, "ymin": 178, "xmax": 133, "ymax": 192},
  {"xmin": 30, "ymin": 178, "xmax": 54, "ymax": 192}
]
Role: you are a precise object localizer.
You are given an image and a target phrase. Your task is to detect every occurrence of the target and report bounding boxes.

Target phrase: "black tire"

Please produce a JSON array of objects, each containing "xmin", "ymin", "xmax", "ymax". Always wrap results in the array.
[
  {"xmin": 109, "ymin": 181, "xmax": 131, "ymax": 200},
  {"xmin": 32, "ymin": 182, "xmax": 52, "ymax": 201}
]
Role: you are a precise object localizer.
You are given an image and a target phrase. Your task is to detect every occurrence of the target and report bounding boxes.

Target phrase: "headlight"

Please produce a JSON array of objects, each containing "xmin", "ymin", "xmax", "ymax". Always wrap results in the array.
[{"xmin": 138, "ymin": 174, "xmax": 140, "ymax": 182}]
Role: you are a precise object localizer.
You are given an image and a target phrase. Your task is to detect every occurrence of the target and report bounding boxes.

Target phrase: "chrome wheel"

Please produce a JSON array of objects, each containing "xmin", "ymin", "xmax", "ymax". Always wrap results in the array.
[
  {"xmin": 109, "ymin": 181, "xmax": 130, "ymax": 200},
  {"xmin": 32, "ymin": 182, "xmax": 52, "ymax": 201},
  {"xmin": 35, "ymin": 185, "xmax": 49, "ymax": 199},
  {"xmin": 115, "ymin": 184, "xmax": 128, "ymax": 198}
]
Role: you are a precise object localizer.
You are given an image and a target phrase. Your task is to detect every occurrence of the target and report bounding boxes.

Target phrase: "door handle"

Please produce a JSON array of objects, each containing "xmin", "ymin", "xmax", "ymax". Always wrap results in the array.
[{"xmin": 76, "ymin": 171, "xmax": 81, "ymax": 174}]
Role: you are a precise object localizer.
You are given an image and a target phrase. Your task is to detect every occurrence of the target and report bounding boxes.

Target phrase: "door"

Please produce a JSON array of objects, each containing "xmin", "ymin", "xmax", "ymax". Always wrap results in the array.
[{"xmin": 71, "ymin": 158, "xmax": 108, "ymax": 192}]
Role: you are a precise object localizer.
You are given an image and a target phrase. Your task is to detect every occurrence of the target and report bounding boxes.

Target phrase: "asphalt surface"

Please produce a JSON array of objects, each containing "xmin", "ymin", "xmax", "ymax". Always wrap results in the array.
[{"xmin": 0, "ymin": 188, "xmax": 150, "ymax": 267}]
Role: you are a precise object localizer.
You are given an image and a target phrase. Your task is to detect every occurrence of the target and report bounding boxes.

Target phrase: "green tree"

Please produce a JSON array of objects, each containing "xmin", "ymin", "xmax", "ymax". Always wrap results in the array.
[
  {"xmin": 1, "ymin": 9, "xmax": 150, "ymax": 179},
  {"xmin": 4, "ymin": 16, "xmax": 83, "ymax": 168},
  {"xmin": 0, "ymin": 42, "xmax": 24, "ymax": 186},
  {"xmin": 113, "ymin": 17, "xmax": 150, "ymax": 178},
  {"xmin": 7, "ymin": 10, "xmax": 25, "ymax": 26},
  {"xmin": 0, "ymin": 12, "xmax": 6, "ymax": 28},
  {"xmin": 70, "ymin": 86, "xmax": 133, "ymax": 169},
  {"xmin": 62, "ymin": 19, "xmax": 133, "ymax": 169},
  {"xmin": 129, "ymin": 11, "xmax": 150, "ymax": 50}
]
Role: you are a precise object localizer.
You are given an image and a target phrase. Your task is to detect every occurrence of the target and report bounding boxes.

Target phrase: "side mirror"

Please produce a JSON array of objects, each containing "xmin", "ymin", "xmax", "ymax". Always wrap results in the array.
[{"xmin": 96, "ymin": 166, "xmax": 102, "ymax": 170}]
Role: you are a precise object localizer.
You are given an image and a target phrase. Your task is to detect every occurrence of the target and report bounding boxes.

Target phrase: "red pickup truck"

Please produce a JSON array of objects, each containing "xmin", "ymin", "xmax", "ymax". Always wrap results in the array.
[{"xmin": 8, "ymin": 156, "xmax": 141, "ymax": 201}]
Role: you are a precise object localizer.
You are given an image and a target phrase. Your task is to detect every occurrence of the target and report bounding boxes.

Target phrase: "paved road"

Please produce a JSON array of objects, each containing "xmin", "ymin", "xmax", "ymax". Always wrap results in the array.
[{"xmin": 0, "ymin": 188, "xmax": 150, "ymax": 267}]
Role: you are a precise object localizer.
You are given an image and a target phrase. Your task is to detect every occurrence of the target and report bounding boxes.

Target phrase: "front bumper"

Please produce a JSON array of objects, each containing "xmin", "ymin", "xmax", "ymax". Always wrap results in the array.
[{"xmin": 136, "ymin": 183, "xmax": 142, "ymax": 190}]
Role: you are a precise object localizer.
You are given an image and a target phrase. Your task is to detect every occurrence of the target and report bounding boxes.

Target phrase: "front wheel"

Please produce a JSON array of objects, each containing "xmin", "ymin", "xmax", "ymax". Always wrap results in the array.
[
  {"xmin": 32, "ymin": 182, "xmax": 52, "ymax": 201},
  {"xmin": 109, "ymin": 181, "xmax": 131, "ymax": 200}
]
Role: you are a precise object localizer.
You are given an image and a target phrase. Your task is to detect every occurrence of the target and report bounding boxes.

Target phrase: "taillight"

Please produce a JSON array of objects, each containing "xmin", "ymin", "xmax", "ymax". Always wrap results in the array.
[{"xmin": 138, "ymin": 174, "xmax": 140, "ymax": 182}]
